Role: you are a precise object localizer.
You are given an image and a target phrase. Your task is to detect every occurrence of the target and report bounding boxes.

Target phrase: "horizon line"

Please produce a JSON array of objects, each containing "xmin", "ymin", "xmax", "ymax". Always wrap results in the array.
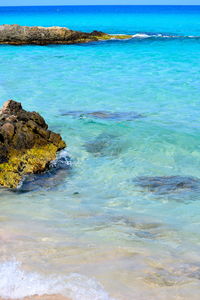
[{"xmin": 1, "ymin": 4, "xmax": 200, "ymax": 7}]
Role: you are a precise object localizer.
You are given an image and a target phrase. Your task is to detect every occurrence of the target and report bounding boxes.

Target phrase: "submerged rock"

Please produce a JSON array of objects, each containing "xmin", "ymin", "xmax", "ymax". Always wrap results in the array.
[
  {"xmin": 0, "ymin": 100, "xmax": 66, "ymax": 189},
  {"xmin": 0, "ymin": 24, "xmax": 132, "ymax": 45},
  {"xmin": 85, "ymin": 133, "xmax": 123, "ymax": 157},
  {"xmin": 144, "ymin": 270, "xmax": 185, "ymax": 287},
  {"xmin": 61, "ymin": 110, "xmax": 143, "ymax": 121},
  {"xmin": 133, "ymin": 176, "xmax": 200, "ymax": 194}
]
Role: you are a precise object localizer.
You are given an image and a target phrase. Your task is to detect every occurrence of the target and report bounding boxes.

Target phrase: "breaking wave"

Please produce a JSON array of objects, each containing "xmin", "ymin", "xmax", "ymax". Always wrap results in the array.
[
  {"xmin": 113, "ymin": 32, "xmax": 200, "ymax": 40},
  {"xmin": 0, "ymin": 260, "xmax": 115, "ymax": 300}
]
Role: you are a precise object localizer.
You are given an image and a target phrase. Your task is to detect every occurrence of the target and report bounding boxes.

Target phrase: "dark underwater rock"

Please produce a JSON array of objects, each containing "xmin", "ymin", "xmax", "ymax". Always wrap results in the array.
[
  {"xmin": 133, "ymin": 176, "xmax": 200, "ymax": 194},
  {"xmin": 144, "ymin": 270, "xmax": 184, "ymax": 287},
  {"xmin": 61, "ymin": 110, "xmax": 144, "ymax": 121},
  {"xmin": 18, "ymin": 151, "xmax": 72, "ymax": 192},
  {"xmin": 0, "ymin": 100, "xmax": 66, "ymax": 188},
  {"xmin": 0, "ymin": 24, "xmax": 132, "ymax": 45},
  {"xmin": 84, "ymin": 133, "xmax": 123, "ymax": 157}
]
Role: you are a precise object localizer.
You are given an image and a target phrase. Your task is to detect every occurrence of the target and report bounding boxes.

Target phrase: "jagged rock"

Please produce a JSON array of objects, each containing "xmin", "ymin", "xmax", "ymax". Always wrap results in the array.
[
  {"xmin": 0, "ymin": 24, "xmax": 132, "ymax": 45},
  {"xmin": 0, "ymin": 100, "xmax": 66, "ymax": 188}
]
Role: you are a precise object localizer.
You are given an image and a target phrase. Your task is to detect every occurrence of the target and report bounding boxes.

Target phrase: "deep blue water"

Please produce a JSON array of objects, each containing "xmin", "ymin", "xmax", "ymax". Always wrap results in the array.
[
  {"xmin": 0, "ymin": 5, "xmax": 200, "ymax": 300},
  {"xmin": 1, "ymin": 5, "xmax": 200, "ymax": 35}
]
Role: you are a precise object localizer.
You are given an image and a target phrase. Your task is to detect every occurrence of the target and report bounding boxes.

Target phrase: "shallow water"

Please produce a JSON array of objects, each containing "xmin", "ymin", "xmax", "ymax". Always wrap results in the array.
[{"xmin": 0, "ymin": 5, "xmax": 200, "ymax": 300}]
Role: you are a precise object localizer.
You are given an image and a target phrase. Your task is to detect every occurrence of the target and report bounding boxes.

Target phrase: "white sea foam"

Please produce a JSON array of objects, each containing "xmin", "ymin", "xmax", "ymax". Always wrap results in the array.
[
  {"xmin": 131, "ymin": 33, "xmax": 174, "ymax": 38},
  {"xmin": 50, "ymin": 149, "xmax": 72, "ymax": 169},
  {"xmin": 131, "ymin": 33, "xmax": 200, "ymax": 39},
  {"xmin": 112, "ymin": 33, "xmax": 170, "ymax": 39},
  {"xmin": 109, "ymin": 33, "xmax": 200, "ymax": 41},
  {"xmin": 122, "ymin": 33, "xmax": 200, "ymax": 39},
  {"xmin": 64, "ymin": 273, "xmax": 115, "ymax": 300},
  {"xmin": 187, "ymin": 35, "xmax": 200, "ymax": 38},
  {"xmin": 0, "ymin": 260, "xmax": 114, "ymax": 300},
  {"xmin": 132, "ymin": 33, "xmax": 151, "ymax": 38},
  {"xmin": 0, "ymin": 261, "xmax": 64, "ymax": 299}
]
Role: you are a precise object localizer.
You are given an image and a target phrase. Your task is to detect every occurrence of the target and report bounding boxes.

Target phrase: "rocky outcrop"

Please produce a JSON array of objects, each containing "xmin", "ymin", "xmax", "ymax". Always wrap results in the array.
[
  {"xmin": 0, "ymin": 100, "xmax": 66, "ymax": 188},
  {"xmin": 0, "ymin": 24, "xmax": 132, "ymax": 45}
]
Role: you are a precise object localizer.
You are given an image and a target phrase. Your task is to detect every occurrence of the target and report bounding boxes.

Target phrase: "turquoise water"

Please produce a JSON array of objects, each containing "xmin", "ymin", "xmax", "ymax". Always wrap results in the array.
[{"xmin": 0, "ymin": 5, "xmax": 200, "ymax": 300}]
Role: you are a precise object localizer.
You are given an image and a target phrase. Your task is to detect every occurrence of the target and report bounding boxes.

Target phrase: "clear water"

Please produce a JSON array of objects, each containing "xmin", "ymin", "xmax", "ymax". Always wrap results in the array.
[{"xmin": 0, "ymin": 5, "xmax": 200, "ymax": 300}]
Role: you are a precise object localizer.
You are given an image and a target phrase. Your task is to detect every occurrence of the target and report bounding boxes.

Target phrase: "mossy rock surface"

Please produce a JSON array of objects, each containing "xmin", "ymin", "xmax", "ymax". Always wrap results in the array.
[{"xmin": 0, "ymin": 100, "xmax": 66, "ymax": 188}]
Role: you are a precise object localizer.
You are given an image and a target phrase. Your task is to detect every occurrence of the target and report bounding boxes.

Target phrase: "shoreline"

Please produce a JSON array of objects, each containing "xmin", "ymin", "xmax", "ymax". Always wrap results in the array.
[{"xmin": 0, "ymin": 295, "xmax": 71, "ymax": 300}]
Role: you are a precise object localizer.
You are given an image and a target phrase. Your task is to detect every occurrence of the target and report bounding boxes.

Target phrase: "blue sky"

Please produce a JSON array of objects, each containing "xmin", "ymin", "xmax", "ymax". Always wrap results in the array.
[{"xmin": 1, "ymin": 0, "xmax": 200, "ymax": 5}]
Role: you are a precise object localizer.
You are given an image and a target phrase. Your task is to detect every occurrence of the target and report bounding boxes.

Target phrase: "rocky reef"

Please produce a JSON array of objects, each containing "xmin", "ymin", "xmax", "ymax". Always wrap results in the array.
[
  {"xmin": 133, "ymin": 176, "xmax": 200, "ymax": 194},
  {"xmin": 61, "ymin": 110, "xmax": 144, "ymax": 120},
  {"xmin": 0, "ymin": 100, "xmax": 66, "ymax": 189},
  {"xmin": 0, "ymin": 24, "xmax": 132, "ymax": 45}
]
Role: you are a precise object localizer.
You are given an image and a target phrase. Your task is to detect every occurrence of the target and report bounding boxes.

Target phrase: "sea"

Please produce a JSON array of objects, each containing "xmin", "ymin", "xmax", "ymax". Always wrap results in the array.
[{"xmin": 0, "ymin": 5, "xmax": 200, "ymax": 300}]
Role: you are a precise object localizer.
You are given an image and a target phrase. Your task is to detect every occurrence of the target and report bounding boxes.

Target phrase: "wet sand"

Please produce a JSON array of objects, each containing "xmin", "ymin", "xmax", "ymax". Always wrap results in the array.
[{"xmin": 0, "ymin": 295, "xmax": 71, "ymax": 300}]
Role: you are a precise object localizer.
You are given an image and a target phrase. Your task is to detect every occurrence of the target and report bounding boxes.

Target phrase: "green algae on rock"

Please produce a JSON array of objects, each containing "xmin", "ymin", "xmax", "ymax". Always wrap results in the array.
[
  {"xmin": 0, "ymin": 24, "xmax": 132, "ymax": 45},
  {"xmin": 0, "ymin": 100, "xmax": 66, "ymax": 188}
]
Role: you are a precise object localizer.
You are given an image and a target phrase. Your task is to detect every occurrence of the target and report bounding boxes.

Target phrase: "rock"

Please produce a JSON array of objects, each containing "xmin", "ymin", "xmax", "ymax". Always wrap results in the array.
[
  {"xmin": 133, "ymin": 176, "xmax": 200, "ymax": 194},
  {"xmin": 144, "ymin": 270, "xmax": 183, "ymax": 287},
  {"xmin": 85, "ymin": 133, "xmax": 122, "ymax": 157},
  {"xmin": 61, "ymin": 110, "xmax": 144, "ymax": 121},
  {"xmin": 0, "ymin": 100, "xmax": 66, "ymax": 189},
  {"xmin": 18, "ymin": 152, "xmax": 71, "ymax": 193},
  {"xmin": 86, "ymin": 111, "xmax": 144, "ymax": 120},
  {"xmin": 0, "ymin": 24, "xmax": 132, "ymax": 45}
]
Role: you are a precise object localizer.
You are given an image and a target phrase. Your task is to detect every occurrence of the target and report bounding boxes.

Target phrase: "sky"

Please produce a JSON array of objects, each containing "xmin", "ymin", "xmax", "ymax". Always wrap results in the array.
[{"xmin": 0, "ymin": 0, "xmax": 200, "ymax": 5}]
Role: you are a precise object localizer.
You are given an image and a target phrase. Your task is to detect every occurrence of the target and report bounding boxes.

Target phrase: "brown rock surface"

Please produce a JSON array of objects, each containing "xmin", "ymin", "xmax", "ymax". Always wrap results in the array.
[
  {"xmin": 0, "ymin": 100, "xmax": 66, "ymax": 188},
  {"xmin": 0, "ymin": 24, "xmax": 132, "ymax": 45}
]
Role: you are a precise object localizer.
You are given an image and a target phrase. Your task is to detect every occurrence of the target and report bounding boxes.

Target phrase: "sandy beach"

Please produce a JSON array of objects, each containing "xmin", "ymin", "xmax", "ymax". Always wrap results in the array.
[{"xmin": 0, "ymin": 295, "xmax": 71, "ymax": 300}]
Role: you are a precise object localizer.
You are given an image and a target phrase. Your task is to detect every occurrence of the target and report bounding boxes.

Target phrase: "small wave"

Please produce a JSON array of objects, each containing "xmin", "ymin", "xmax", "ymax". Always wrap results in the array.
[
  {"xmin": 132, "ymin": 33, "xmax": 151, "ymax": 38},
  {"xmin": 50, "ymin": 149, "xmax": 72, "ymax": 169},
  {"xmin": 112, "ymin": 32, "xmax": 200, "ymax": 40},
  {"xmin": 0, "ymin": 260, "xmax": 115, "ymax": 300},
  {"xmin": 131, "ymin": 33, "xmax": 200, "ymax": 39},
  {"xmin": 0, "ymin": 261, "xmax": 63, "ymax": 299},
  {"xmin": 131, "ymin": 33, "xmax": 178, "ymax": 39}
]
